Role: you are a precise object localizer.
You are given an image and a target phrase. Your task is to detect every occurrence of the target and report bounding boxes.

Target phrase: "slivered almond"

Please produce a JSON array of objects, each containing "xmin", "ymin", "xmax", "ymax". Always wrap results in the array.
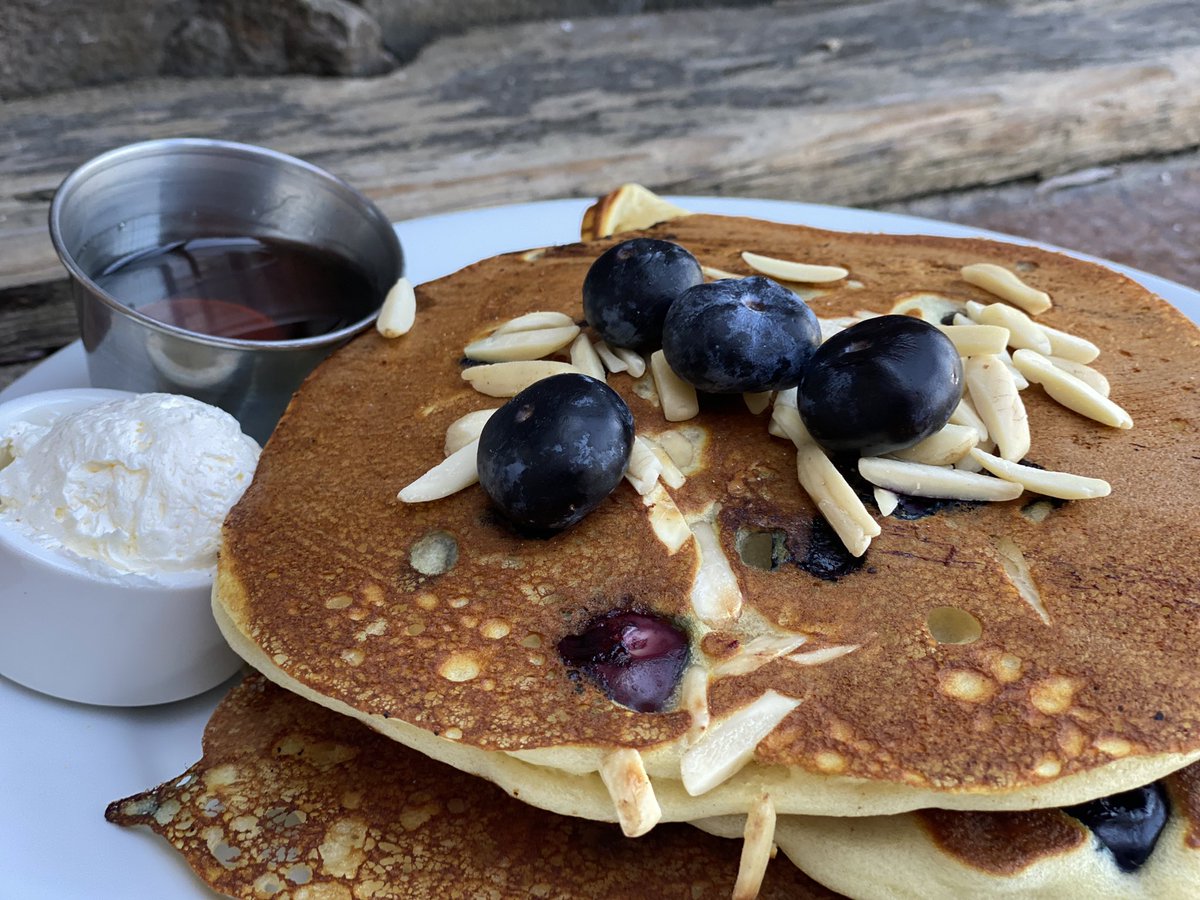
[
  {"xmin": 680, "ymin": 691, "xmax": 801, "ymax": 796},
  {"xmin": 858, "ymin": 457, "xmax": 1023, "ymax": 502},
  {"xmin": 965, "ymin": 355, "xmax": 1030, "ymax": 461},
  {"xmin": 461, "ymin": 360, "xmax": 581, "ymax": 397},
  {"xmin": 741, "ymin": 251, "xmax": 848, "ymax": 283},
  {"xmin": 969, "ymin": 449, "xmax": 1112, "ymax": 500},
  {"xmin": 643, "ymin": 484, "xmax": 691, "ymax": 553},
  {"xmin": 936, "ymin": 323, "xmax": 1010, "ymax": 357},
  {"xmin": 650, "ymin": 351, "xmax": 700, "ymax": 422},
  {"xmin": 645, "ymin": 440, "xmax": 686, "ymax": 489},
  {"xmin": 599, "ymin": 749, "xmax": 661, "ymax": 838},
  {"xmin": 874, "ymin": 487, "xmax": 899, "ymax": 517},
  {"xmin": 593, "ymin": 340, "xmax": 629, "ymax": 374},
  {"xmin": 787, "ymin": 644, "xmax": 860, "ymax": 666},
  {"xmin": 890, "ymin": 292, "xmax": 964, "ymax": 323},
  {"xmin": 702, "ymin": 265, "xmax": 742, "ymax": 281},
  {"xmin": 743, "ymin": 391, "xmax": 772, "ymax": 414},
  {"xmin": 376, "ymin": 276, "xmax": 416, "ymax": 338},
  {"xmin": 689, "ymin": 519, "xmax": 743, "ymax": 625},
  {"xmin": 771, "ymin": 406, "xmax": 880, "ymax": 557},
  {"xmin": 464, "ymin": 324, "xmax": 580, "ymax": 362},
  {"xmin": 1040, "ymin": 323, "xmax": 1100, "ymax": 364},
  {"xmin": 995, "ymin": 536, "xmax": 1049, "ymax": 624},
  {"xmin": 1048, "ymin": 355, "xmax": 1110, "ymax": 397},
  {"xmin": 961, "ymin": 263, "xmax": 1052, "ymax": 315},
  {"xmin": 953, "ymin": 437, "xmax": 994, "ymax": 473},
  {"xmin": 733, "ymin": 794, "xmax": 777, "ymax": 900},
  {"xmin": 710, "ymin": 633, "xmax": 809, "ymax": 679},
  {"xmin": 975, "ymin": 303, "xmax": 1053, "ymax": 355},
  {"xmin": 949, "ymin": 396, "xmax": 989, "ymax": 443},
  {"xmin": 613, "ymin": 346, "xmax": 647, "ymax": 378},
  {"xmin": 1012, "ymin": 350, "xmax": 1133, "ymax": 429},
  {"xmin": 398, "ymin": 439, "xmax": 479, "ymax": 502},
  {"xmin": 569, "ymin": 334, "xmax": 606, "ymax": 380},
  {"xmin": 891, "ymin": 423, "xmax": 979, "ymax": 466},
  {"xmin": 493, "ymin": 310, "xmax": 576, "ymax": 334},
  {"xmin": 999, "ymin": 348, "xmax": 1030, "ymax": 390},
  {"xmin": 818, "ymin": 319, "xmax": 847, "ymax": 343},
  {"xmin": 625, "ymin": 437, "xmax": 664, "ymax": 496},
  {"xmin": 681, "ymin": 665, "xmax": 711, "ymax": 745},
  {"xmin": 444, "ymin": 408, "xmax": 497, "ymax": 456}
]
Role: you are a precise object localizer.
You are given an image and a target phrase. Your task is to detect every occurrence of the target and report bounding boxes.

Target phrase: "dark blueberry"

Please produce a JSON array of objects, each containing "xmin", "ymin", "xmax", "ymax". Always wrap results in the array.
[
  {"xmin": 661, "ymin": 276, "xmax": 821, "ymax": 393},
  {"xmin": 477, "ymin": 374, "xmax": 634, "ymax": 531},
  {"xmin": 1063, "ymin": 782, "xmax": 1170, "ymax": 873},
  {"xmin": 582, "ymin": 238, "xmax": 703, "ymax": 352},
  {"xmin": 558, "ymin": 611, "xmax": 689, "ymax": 712},
  {"xmin": 798, "ymin": 315, "xmax": 963, "ymax": 456},
  {"xmin": 795, "ymin": 515, "xmax": 866, "ymax": 581}
]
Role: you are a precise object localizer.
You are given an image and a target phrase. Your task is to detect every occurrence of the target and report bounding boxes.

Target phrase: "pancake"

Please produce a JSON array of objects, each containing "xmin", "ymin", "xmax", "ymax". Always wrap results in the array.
[
  {"xmin": 106, "ymin": 673, "xmax": 829, "ymax": 899},
  {"xmin": 698, "ymin": 762, "xmax": 1200, "ymax": 898},
  {"xmin": 214, "ymin": 202, "xmax": 1200, "ymax": 826}
]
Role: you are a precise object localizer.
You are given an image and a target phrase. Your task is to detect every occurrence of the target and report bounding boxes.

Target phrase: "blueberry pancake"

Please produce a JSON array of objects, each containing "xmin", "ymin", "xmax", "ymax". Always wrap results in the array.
[
  {"xmin": 698, "ymin": 762, "xmax": 1200, "ymax": 898},
  {"xmin": 107, "ymin": 674, "xmax": 827, "ymax": 899},
  {"xmin": 214, "ymin": 203, "xmax": 1200, "ymax": 830}
]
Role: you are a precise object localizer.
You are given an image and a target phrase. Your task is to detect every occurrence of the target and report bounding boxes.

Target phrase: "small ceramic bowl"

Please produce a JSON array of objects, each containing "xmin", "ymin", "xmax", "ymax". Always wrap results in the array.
[{"xmin": 0, "ymin": 388, "xmax": 244, "ymax": 706}]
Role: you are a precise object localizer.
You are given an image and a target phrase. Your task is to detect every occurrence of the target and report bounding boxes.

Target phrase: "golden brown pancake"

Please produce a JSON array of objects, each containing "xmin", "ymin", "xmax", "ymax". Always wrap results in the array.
[
  {"xmin": 106, "ymin": 673, "xmax": 831, "ymax": 899},
  {"xmin": 700, "ymin": 762, "xmax": 1200, "ymax": 898},
  {"xmin": 215, "ymin": 209, "xmax": 1200, "ymax": 823}
]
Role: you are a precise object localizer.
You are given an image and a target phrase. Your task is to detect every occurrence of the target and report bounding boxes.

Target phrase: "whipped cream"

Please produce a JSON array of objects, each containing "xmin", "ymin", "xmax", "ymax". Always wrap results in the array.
[{"xmin": 0, "ymin": 393, "xmax": 259, "ymax": 576}]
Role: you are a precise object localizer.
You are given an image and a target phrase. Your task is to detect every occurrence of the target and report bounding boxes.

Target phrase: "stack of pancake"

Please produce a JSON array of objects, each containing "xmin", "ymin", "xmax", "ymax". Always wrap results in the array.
[{"xmin": 110, "ymin": 187, "xmax": 1200, "ymax": 898}]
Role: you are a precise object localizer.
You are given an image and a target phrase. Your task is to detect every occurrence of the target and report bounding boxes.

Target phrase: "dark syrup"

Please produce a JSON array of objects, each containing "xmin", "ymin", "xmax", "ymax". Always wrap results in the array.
[{"xmin": 95, "ymin": 236, "xmax": 377, "ymax": 341}]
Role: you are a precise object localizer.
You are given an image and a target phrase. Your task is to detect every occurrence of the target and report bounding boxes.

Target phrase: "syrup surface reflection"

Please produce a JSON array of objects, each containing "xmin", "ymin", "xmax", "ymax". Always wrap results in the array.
[{"xmin": 95, "ymin": 236, "xmax": 377, "ymax": 341}]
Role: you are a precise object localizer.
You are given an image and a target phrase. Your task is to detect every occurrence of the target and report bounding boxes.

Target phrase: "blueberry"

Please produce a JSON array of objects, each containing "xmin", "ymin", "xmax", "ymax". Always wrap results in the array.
[
  {"xmin": 798, "ymin": 315, "xmax": 962, "ymax": 456},
  {"xmin": 1063, "ymin": 782, "xmax": 1170, "ymax": 873},
  {"xmin": 477, "ymin": 373, "xmax": 634, "ymax": 531},
  {"xmin": 558, "ymin": 610, "xmax": 689, "ymax": 712},
  {"xmin": 582, "ymin": 238, "xmax": 703, "ymax": 352},
  {"xmin": 661, "ymin": 276, "xmax": 821, "ymax": 393}
]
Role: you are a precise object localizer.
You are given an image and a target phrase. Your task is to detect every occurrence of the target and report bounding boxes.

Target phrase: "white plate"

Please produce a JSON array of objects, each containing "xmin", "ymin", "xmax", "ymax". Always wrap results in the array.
[{"xmin": 3, "ymin": 198, "xmax": 1198, "ymax": 898}]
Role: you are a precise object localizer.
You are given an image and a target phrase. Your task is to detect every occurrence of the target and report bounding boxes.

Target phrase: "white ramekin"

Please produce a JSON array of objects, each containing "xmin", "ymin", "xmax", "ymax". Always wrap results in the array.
[{"xmin": 0, "ymin": 388, "xmax": 243, "ymax": 705}]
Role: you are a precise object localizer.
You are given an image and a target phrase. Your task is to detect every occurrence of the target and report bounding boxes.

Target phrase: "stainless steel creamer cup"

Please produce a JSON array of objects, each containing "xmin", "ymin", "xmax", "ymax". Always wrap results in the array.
[{"xmin": 48, "ymin": 138, "xmax": 403, "ymax": 444}]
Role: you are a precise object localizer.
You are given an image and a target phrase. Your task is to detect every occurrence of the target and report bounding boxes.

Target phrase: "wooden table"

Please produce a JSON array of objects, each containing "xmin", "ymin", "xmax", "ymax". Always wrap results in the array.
[{"xmin": 3, "ymin": 0, "xmax": 1198, "ymax": 390}]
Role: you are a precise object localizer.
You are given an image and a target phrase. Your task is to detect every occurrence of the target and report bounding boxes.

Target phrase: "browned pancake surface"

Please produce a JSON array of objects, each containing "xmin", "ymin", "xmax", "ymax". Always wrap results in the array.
[
  {"xmin": 219, "ymin": 214, "xmax": 1200, "ymax": 792},
  {"xmin": 106, "ymin": 674, "xmax": 832, "ymax": 899}
]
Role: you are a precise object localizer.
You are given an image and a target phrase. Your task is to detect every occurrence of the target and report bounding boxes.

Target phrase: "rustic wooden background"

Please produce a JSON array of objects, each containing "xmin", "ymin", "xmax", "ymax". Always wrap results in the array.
[{"xmin": 2, "ymin": 0, "xmax": 1198, "ymax": 389}]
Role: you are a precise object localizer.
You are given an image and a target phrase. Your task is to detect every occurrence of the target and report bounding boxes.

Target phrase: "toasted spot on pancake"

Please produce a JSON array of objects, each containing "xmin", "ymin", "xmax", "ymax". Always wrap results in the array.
[
  {"xmin": 814, "ymin": 751, "xmax": 847, "ymax": 774},
  {"xmin": 990, "ymin": 653, "xmax": 1024, "ymax": 684},
  {"xmin": 415, "ymin": 592, "xmax": 438, "ymax": 610},
  {"xmin": 1057, "ymin": 722, "xmax": 1088, "ymax": 758},
  {"xmin": 1096, "ymin": 736, "xmax": 1134, "ymax": 758},
  {"xmin": 438, "ymin": 652, "xmax": 482, "ymax": 682},
  {"xmin": 1030, "ymin": 676, "xmax": 1079, "ymax": 715},
  {"xmin": 926, "ymin": 607, "xmax": 982, "ymax": 644},
  {"xmin": 1035, "ymin": 756, "xmax": 1063, "ymax": 778},
  {"xmin": 480, "ymin": 619, "xmax": 511, "ymax": 639},
  {"xmin": 939, "ymin": 670, "xmax": 997, "ymax": 704}
]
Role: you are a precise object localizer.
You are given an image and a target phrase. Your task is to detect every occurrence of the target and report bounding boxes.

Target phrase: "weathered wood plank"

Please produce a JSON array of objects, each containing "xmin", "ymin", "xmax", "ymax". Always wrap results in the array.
[
  {"xmin": 5, "ymin": 150, "xmax": 1199, "ymax": 393},
  {"xmin": 2, "ymin": 0, "xmax": 1198, "ymax": 292}
]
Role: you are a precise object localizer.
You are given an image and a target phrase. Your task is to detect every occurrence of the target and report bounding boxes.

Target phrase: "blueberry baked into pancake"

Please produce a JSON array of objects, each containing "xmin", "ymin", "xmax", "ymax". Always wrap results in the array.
[{"xmin": 212, "ymin": 184, "xmax": 1200, "ymax": 866}]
